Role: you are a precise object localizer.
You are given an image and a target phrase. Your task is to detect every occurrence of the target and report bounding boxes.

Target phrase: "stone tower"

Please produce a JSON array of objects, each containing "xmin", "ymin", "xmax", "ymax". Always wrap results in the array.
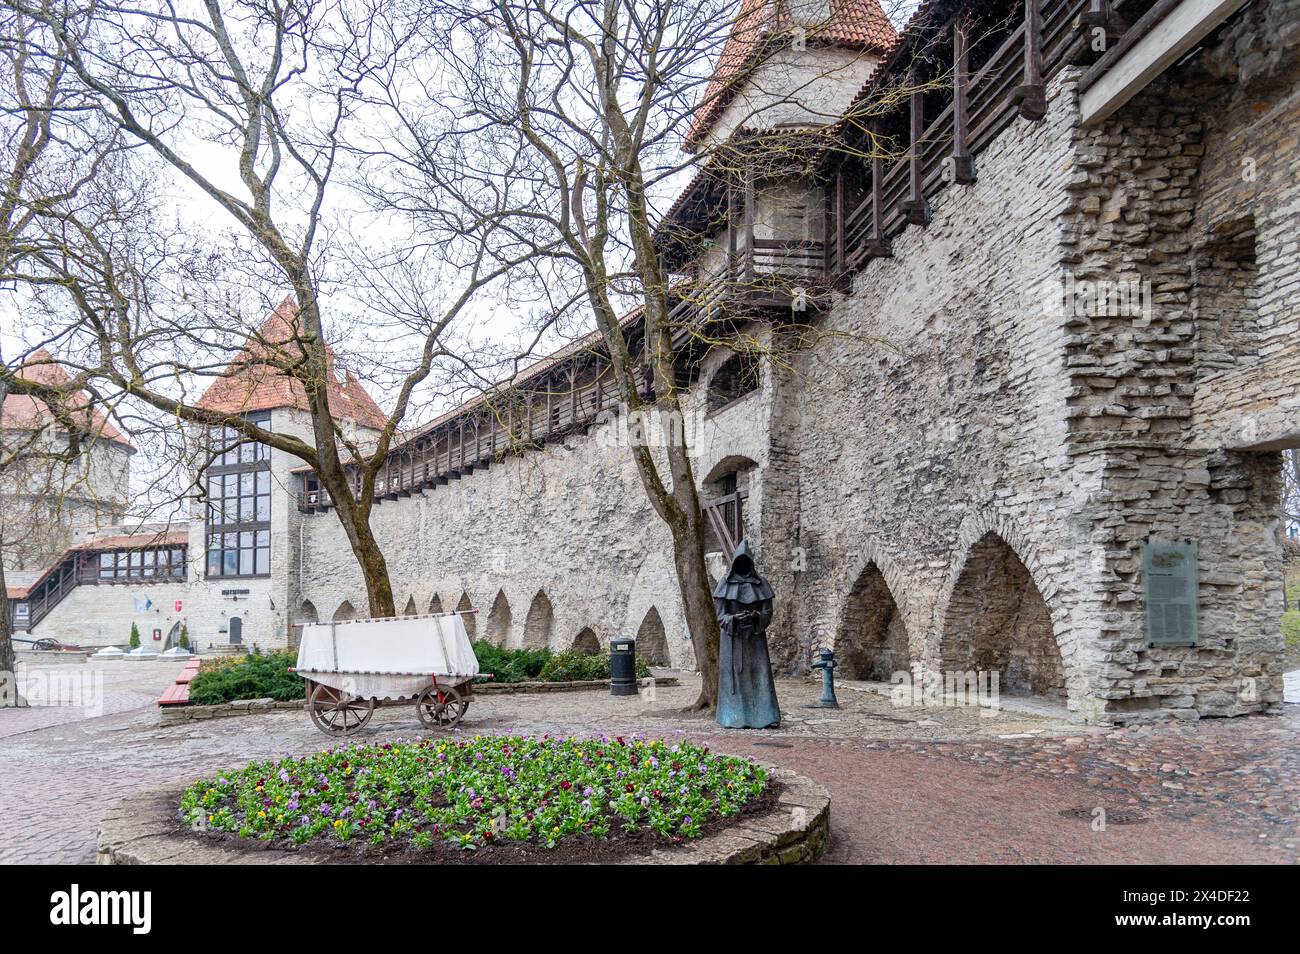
[{"xmin": 0, "ymin": 349, "xmax": 134, "ymax": 577}]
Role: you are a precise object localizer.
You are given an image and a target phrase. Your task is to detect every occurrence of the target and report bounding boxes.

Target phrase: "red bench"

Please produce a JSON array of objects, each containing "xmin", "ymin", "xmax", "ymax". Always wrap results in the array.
[
  {"xmin": 157, "ymin": 683, "xmax": 191, "ymax": 706},
  {"xmin": 175, "ymin": 664, "xmax": 200, "ymax": 685}
]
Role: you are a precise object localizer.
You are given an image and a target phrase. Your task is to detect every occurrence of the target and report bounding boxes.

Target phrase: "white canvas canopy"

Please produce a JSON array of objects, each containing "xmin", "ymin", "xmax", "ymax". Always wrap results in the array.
[{"xmin": 297, "ymin": 613, "xmax": 479, "ymax": 684}]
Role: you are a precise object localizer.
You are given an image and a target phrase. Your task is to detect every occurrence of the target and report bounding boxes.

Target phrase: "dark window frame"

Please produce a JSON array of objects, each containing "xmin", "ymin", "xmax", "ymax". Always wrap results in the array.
[
  {"xmin": 205, "ymin": 410, "xmax": 273, "ymax": 579},
  {"xmin": 95, "ymin": 546, "xmax": 187, "ymax": 582}
]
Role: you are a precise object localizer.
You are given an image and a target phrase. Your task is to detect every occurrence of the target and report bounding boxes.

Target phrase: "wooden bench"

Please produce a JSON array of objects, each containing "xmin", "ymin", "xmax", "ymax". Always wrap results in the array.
[
  {"xmin": 175, "ymin": 664, "xmax": 200, "ymax": 685},
  {"xmin": 157, "ymin": 683, "xmax": 191, "ymax": 707}
]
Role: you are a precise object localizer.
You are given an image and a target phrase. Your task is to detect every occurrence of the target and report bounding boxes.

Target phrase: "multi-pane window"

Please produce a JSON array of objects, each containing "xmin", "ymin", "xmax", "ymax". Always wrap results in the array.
[
  {"xmin": 205, "ymin": 411, "xmax": 272, "ymax": 577},
  {"xmin": 97, "ymin": 547, "xmax": 187, "ymax": 580}
]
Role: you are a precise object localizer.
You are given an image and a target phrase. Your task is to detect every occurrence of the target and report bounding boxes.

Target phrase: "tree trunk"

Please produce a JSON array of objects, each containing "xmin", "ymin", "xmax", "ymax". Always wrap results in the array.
[
  {"xmin": 671, "ymin": 530, "xmax": 720, "ymax": 709},
  {"xmin": 351, "ymin": 513, "xmax": 397, "ymax": 619},
  {"xmin": 316, "ymin": 466, "xmax": 397, "ymax": 620},
  {"xmin": 0, "ymin": 553, "xmax": 22, "ymax": 707}
]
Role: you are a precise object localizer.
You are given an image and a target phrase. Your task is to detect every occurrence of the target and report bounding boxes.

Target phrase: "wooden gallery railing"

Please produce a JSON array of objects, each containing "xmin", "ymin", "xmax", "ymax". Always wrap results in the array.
[
  {"xmin": 300, "ymin": 357, "xmax": 655, "ymax": 512},
  {"xmin": 301, "ymin": 0, "xmax": 1138, "ymax": 514},
  {"xmin": 835, "ymin": 0, "xmax": 1094, "ymax": 273}
]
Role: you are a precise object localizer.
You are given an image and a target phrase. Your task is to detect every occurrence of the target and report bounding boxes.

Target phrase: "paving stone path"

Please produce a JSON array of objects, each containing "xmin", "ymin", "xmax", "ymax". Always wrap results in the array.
[{"xmin": 0, "ymin": 662, "xmax": 1295, "ymax": 864}]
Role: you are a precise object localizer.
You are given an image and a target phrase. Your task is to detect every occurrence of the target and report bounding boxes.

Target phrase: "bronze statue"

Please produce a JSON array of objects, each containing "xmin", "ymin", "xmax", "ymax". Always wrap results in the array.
[{"xmin": 713, "ymin": 541, "xmax": 780, "ymax": 729}]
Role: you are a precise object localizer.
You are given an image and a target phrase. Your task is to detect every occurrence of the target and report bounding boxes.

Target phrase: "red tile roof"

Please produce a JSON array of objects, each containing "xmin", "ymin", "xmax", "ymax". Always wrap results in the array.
[
  {"xmin": 685, "ymin": 0, "xmax": 896, "ymax": 150},
  {"xmin": 196, "ymin": 298, "xmax": 387, "ymax": 430},
  {"xmin": 1, "ymin": 349, "xmax": 133, "ymax": 449}
]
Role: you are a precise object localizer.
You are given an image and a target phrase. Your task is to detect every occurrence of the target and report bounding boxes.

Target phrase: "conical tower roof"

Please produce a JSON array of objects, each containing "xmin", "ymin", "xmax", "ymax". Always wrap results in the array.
[{"xmin": 196, "ymin": 298, "xmax": 387, "ymax": 430}]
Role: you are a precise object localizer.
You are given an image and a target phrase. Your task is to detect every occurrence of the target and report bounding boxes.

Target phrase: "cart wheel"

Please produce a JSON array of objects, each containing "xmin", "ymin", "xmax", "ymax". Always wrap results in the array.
[
  {"xmin": 416, "ymin": 684, "xmax": 468, "ymax": 729},
  {"xmin": 309, "ymin": 682, "xmax": 374, "ymax": 736}
]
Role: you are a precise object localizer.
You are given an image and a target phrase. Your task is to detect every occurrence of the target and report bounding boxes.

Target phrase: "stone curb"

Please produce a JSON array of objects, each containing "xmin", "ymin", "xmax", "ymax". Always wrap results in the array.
[
  {"xmin": 96, "ymin": 767, "xmax": 828, "ymax": 866},
  {"xmin": 160, "ymin": 677, "xmax": 680, "ymax": 726},
  {"xmin": 474, "ymin": 676, "xmax": 679, "ymax": 695}
]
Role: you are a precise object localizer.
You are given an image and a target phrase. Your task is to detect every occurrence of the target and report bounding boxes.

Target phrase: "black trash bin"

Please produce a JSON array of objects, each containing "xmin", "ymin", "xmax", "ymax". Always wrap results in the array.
[{"xmin": 609, "ymin": 636, "xmax": 638, "ymax": 696}]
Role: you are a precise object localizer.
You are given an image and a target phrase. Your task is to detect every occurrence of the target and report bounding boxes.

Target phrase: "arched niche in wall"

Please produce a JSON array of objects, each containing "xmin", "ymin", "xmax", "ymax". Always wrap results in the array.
[
  {"xmin": 456, "ymin": 592, "xmax": 476, "ymax": 640},
  {"xmin": 636, "ymin": 606, "xmax": 669, "ymax": 666},
  {"xmin": 941, "ymin": 532, "xmax": 1064, "ymax": 697},
  {"xmin": 486, "ymin": 590, "xmax": 512, "ymax": 647},
  {"xmin": 573, "ymin": 626, "xmax": 601, "ymax": 655},
  {"xmin": 523, "ymin": 590, "xmax": 554, "ymax": 649}
]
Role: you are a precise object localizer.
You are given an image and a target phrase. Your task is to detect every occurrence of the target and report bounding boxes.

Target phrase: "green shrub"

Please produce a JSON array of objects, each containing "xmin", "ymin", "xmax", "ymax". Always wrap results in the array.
[
  {"xmin": 188, "ymin": 651, "xmax": 304, "ymax": 706},
  {"xmin": 471, "ymin": 642, "xmax": 650, "ymax": 683},
  {"xmin": 129, "ymin": 623, "xmax": 141, "ymax": 649},
  {"xmin": 471, "ymin": 641, "xmax": 551, "ymax": 683},
  {"xmin": 178, "ymin": 625, "xmax": 190, "ymax": 650}
]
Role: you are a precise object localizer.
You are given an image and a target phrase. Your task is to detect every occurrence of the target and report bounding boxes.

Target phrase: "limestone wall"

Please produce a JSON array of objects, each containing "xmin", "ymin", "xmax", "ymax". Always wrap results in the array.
[
  {"xmin": 778, "ymin": 71, "xmax": 1089, "ymax": 708},
  {"xmin": 296, "ymin": 355, "xmax": 772, "ymax": 669}
]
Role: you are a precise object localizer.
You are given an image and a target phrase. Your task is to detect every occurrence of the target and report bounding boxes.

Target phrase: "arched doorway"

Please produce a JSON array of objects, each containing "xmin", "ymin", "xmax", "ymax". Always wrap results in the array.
[
  {"xmin": 523, "ymin": 590, "xmax": 554, "ymax": 648},
  {"xmin": 573, "ymin": 627, "xmax": 601, "ymax": 655},
  {"xmin": 456, "ymin": 592, "xmax": 476, "ymax": 640},
  {"xmin": 229, "ymin": 616, "xmax": 243, "ymax": 645},
  {"xmin": 636, "ymin": 607, "xmax": 669, "ymax": 666},
  {"xmin": 486, "ymin": 590, "xmax": 511, "ymax": 647},
  {"xmin": 942, "ymin": 533, "xmax": 1064, "ymax": 696},
  {"xmin": 837, "ymin": 563, "xmax": 909, "ymax": 680}
]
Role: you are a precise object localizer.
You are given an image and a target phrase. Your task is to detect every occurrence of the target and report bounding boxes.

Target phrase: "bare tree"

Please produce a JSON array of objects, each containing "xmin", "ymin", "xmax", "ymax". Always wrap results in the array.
[
  {"xmin": 378, "ymin": 0, "xmax": 922, "ymax": 707},
  {"xmin": 0, "ymin": 0, "xmax": 115, "ymax": 680},
  {"xmin": 5, "ymin": 0, "xmax": 524, "ymax": 618}
]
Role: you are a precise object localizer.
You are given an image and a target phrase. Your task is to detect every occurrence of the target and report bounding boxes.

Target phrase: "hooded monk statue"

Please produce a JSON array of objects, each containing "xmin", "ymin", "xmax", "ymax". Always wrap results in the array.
[{"xmin": 712, "ymin": 541, "xmax": 780, "ymax": 729}]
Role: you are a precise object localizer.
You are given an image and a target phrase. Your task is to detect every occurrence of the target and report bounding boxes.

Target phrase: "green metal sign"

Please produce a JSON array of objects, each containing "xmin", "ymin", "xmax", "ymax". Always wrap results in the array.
[{"xmin": 1141, "ymin": 539, "xmax": 1199, "ymax": 647}]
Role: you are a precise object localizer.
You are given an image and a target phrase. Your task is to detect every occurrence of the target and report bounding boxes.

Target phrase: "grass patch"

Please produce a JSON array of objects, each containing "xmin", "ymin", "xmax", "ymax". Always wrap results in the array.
[{"xmin": 180, "ymin": 735, "xmax": 767, "ymax": 853}]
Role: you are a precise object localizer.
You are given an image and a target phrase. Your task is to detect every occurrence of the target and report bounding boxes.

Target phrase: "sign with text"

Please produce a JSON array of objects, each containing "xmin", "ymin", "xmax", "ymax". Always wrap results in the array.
[{"xmin": 1141, "ymin": 539, "xmax": 1199, "ymax": 647}]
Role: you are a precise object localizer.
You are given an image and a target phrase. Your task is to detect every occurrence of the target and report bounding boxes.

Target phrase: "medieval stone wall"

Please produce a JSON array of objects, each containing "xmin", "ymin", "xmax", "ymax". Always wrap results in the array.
[
  {"xmin": 778, "ymin": 69, "xmax": 1089, "ymax": 709},
  {"xmin": 294, "ymin": 342, "xmax": 776, "ymax": 668}
]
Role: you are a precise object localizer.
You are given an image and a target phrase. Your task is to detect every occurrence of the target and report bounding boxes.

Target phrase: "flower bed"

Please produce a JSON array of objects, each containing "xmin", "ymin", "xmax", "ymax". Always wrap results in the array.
[{"xmin": 179, "ymin": 735, "xmax": 771, "ymax": 861}]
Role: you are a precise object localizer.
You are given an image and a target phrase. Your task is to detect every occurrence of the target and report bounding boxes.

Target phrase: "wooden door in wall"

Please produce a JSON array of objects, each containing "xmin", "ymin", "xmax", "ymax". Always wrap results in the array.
[{"xmin": 229, "ymin": 616, "xmax": 243, "ymax": 644}]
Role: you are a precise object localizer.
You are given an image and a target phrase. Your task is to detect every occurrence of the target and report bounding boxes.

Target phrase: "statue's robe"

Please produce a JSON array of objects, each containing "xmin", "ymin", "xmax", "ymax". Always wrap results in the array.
[{"xmin": 713, "ymin": 541, "xmax": 780, "ymax": 729}]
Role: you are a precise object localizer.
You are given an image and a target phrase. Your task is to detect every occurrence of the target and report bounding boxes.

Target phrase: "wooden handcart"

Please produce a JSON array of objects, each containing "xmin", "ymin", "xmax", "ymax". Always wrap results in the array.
[{"xmin": 296, "ymin": 611, "xmax": 480, "ymax": 737}]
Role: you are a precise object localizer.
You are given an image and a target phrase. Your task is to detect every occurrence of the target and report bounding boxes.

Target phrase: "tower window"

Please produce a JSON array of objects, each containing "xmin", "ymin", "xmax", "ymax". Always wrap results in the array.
[{"xmin": 205, "ymin": 410, "xmax": 272, "ymax": 577}]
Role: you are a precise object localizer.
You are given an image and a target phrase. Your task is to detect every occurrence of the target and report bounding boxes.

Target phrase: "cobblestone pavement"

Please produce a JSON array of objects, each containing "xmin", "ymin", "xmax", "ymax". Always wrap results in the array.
[
  {"xmin": 0, "ymin": 669, "xmax": 1295, "ymax": 864},
  {"xmin": 1, "ymin": 659, "xmax": 188, "ymax": 739}
]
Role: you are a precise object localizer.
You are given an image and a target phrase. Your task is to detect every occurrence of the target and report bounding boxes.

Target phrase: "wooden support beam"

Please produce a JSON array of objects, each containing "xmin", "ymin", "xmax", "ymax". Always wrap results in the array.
[
  {"xmin": 1013, "ymin": 0, "xmax": 1048, "ymax": 120},
  {"xmin": 901, "ymin": 70, "xmax": 931, "ymax": 226},
  {"xmin": 742, "ymin": 163, "xmax": 756, "ymax": 284},
  {"xmin": 1080, "ymin": 0, "xmax": 1248, "ymax": 126},
  {"xmin": 1070, "ymin": 0, "xmax": 1128, "ymax": 66},
  {"xmin": 950, "ymin": 20, "xmax": 977, "ymax": 184},
  {"xmin": 727, "ymin": 175, "xmax": 739, "ymax": 283},
  {"xmin": 863, "ymin": 124, "xmax": 892, "ymax": 258}
]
